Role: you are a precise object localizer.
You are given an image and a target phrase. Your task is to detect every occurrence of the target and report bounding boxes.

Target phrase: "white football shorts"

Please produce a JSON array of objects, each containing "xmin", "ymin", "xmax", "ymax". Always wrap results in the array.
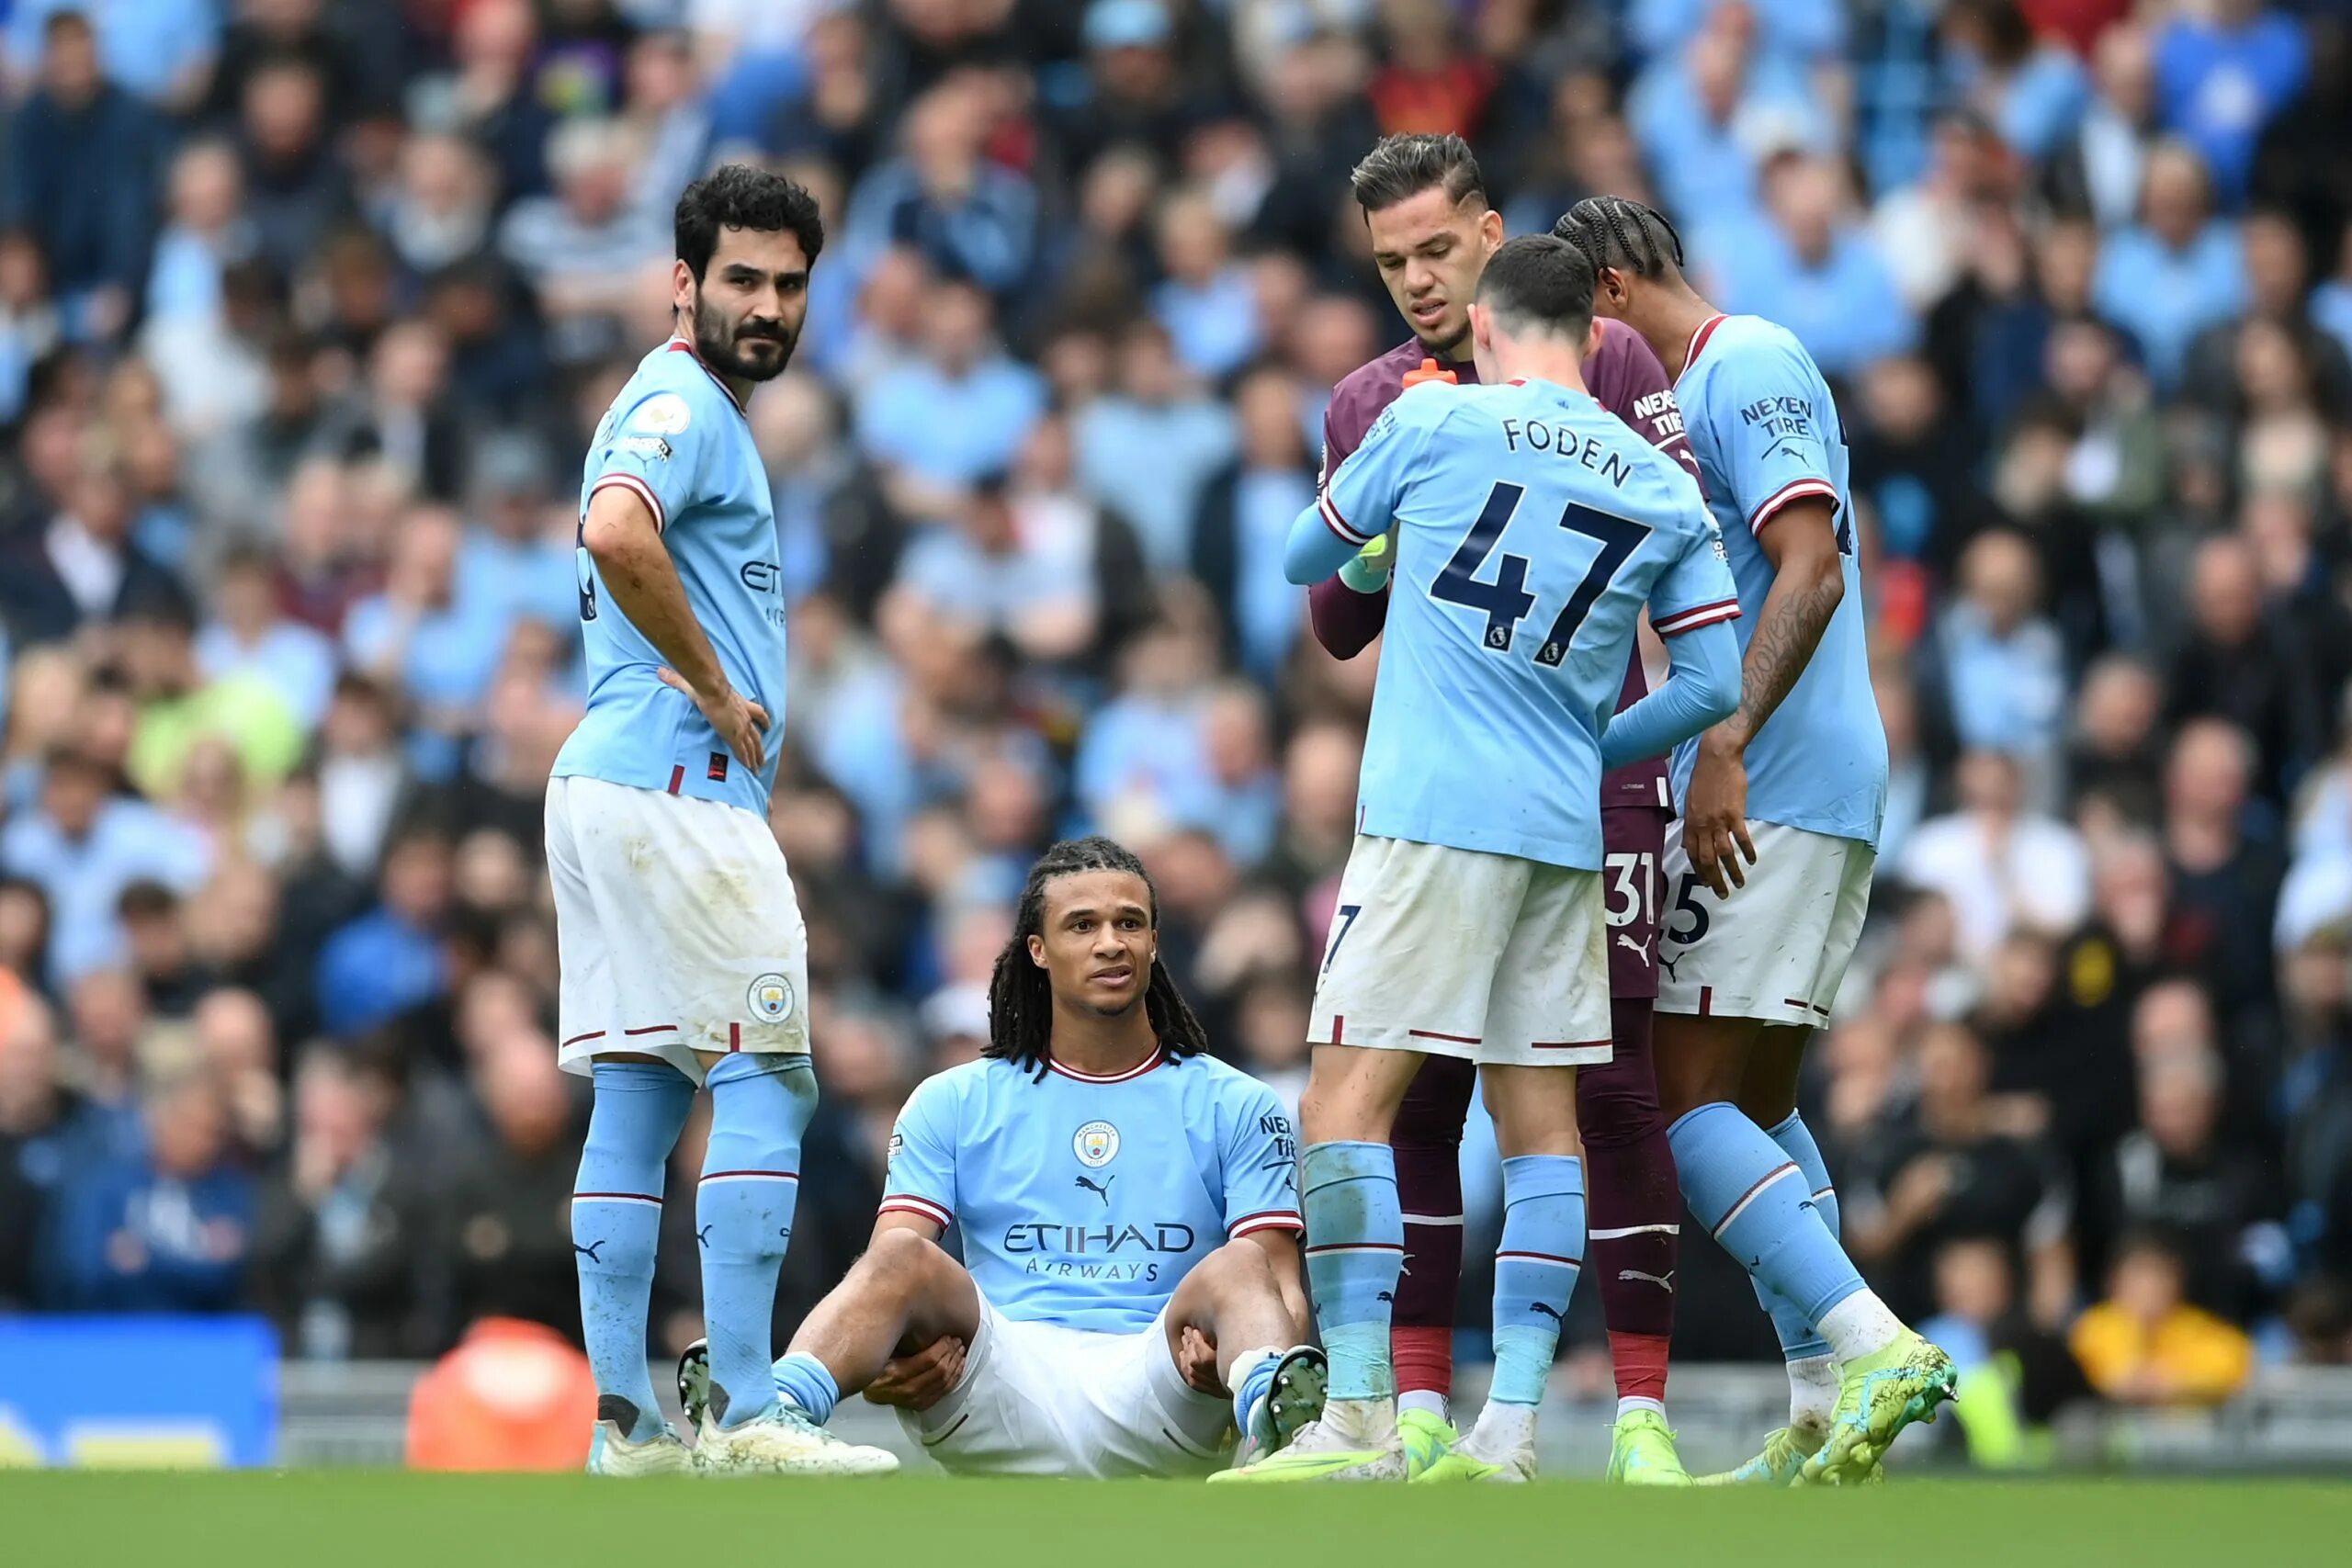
[
  {"xmin": 547, "ymin": 773, "xmax": 810, "ymax": 1086},
  {"xmin": 1306, "ymin": 835, "xmax": 1612, "ymax": 1067},
  {"xmin": 898, "ymin": 1294, "xmax": 1231, "ymax": 1477},
  {"xmin": 1656, "ymin": 821, "xmax": 1875, "ymax": 1027}
]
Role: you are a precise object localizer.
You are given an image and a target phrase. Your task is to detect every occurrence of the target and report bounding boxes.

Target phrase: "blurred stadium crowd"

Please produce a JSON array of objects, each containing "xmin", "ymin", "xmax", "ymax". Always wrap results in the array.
[{"xmin": 3, "ymin": 0, "xmax": 2352, "ymax": 1416}]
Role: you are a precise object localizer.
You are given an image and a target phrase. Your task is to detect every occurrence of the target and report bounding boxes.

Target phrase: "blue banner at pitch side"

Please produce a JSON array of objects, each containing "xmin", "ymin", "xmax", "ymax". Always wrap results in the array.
[{"xmin": 0, "ymin": 1315, "xmax": 278, "ymax": 1467}]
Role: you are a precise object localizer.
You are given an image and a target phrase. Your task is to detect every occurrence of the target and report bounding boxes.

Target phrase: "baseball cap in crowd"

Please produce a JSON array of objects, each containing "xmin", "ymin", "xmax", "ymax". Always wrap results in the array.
[{"xmin": 1086, "ymin": 0, "xmax": 1171, "ymax": 51}]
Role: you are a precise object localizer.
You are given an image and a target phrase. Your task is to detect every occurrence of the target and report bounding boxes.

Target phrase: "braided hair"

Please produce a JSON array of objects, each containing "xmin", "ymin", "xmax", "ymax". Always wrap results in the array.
[
  {"xmin": 984, "ymin": 836, "xmax": 1212, "ymax": 1077},
  {"xmin": 1551, "ymin": 195, "xmax": 1687, "ymax": 281}
]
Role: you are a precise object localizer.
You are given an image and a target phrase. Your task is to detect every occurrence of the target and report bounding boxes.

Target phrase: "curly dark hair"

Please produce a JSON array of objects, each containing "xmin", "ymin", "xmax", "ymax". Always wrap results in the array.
[
  {"xmin": 674, "ymin": 164, "xmax": 825, "ymax": 281},
  {"xmin": 1552, "ymin": 194, "xmax": 1686, "ymax": 281},
  {"xmin": 985, "ymin": 837, "xmax": 1211, "ymax": 1077}
]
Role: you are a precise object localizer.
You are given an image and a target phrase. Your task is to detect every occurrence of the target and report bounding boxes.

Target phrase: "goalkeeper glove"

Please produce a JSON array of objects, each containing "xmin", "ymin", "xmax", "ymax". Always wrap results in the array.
[{"xmin": 1338, "ymin": 531, "xmax": 1394, "ymax": 592}]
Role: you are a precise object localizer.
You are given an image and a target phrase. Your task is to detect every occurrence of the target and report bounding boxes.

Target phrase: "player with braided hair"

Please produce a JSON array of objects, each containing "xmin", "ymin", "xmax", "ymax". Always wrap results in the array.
[
  {"xmin": 1555, "ymin": 193, "xmax": 1955, "ymax": 1485},
  {"xmin": 678, "ymin": 837, "xmax": 1324, "ymax": 1477},
  {"xmin": 982, "ymin": 836, "xmax": 1214, "ymax": 1077}
]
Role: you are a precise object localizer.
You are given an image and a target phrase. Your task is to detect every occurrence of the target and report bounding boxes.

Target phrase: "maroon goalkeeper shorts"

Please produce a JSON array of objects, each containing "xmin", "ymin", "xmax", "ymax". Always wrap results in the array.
[{"xmin": 1602, "ymin": 804, "xmax": 1670, "ymax": 1000}]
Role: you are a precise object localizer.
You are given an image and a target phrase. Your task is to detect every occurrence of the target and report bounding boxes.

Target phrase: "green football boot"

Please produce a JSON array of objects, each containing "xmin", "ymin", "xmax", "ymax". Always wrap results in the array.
[
  {"xmin": 1797, "ymin": 1330, "xmax": 1957, "ymax": 1485},
  {"xmin": 1605, "ymin": 1408, "xmax": 1691, "ymax": 1484}
]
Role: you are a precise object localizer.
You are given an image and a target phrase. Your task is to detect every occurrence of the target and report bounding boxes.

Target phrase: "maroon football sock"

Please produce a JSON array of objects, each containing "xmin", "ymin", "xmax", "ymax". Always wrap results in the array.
[
  {"xmin": 1389, "ymin": 1054, "xmax": 1474, "ymax": 1397},
  {"xmin": 1580, "ymin": 998, "xmax": 1680, "ymax": 1397}
]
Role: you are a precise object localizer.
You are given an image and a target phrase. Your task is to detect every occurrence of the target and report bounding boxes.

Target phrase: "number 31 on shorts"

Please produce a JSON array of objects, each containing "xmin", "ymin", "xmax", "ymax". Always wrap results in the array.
[{"xmin": 1603, "ymin": 852, "xmax": 1655, "ymax": 928}]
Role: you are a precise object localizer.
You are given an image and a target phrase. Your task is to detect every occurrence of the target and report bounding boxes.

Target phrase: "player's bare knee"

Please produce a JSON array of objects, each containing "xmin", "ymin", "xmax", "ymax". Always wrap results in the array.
[{"xmin": 1301, "ymin": 1045, "xmax": 1417, "ymax": 1143}]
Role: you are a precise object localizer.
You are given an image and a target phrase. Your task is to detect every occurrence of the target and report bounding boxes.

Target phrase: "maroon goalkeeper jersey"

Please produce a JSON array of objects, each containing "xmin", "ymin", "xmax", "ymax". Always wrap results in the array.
[{"xmin": 1306, "ymin": 320, "xmax": 1696, "ymax": 998}]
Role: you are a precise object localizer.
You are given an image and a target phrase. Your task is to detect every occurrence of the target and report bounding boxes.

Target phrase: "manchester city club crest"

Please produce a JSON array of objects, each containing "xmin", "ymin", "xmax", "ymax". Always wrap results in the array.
[
  {"xmin": 1072, "ymin": 1120, "xmax": 1120, "ymax": 1168},
  {"xmin": 747, "ymin": 973, "xmax": 794, "ymax": 1022}
]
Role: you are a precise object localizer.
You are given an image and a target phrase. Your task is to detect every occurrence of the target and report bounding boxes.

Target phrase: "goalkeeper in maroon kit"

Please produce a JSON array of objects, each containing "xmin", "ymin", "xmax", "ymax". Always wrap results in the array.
[{"xmin": 1306, "ymin": 134, "xmax": 1692, "ymax": 1483}]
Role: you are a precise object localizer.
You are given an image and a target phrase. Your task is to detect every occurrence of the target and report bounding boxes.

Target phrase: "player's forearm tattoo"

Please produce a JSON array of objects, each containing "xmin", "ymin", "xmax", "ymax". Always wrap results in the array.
[{"xmin": 1721, "ymin": 570, "xmax": 1843, "ymax": 750}]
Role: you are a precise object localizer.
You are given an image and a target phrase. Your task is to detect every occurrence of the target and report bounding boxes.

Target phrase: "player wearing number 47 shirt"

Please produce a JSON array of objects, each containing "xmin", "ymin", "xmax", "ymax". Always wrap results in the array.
[
  {"xmin": 1556, "ymin": 196, "xmax": 1952, "ymax": 1490},
  {"xmin": 1220, "ymin": 233, "xmax": 1740, "ymax": 1485},
  {"xmin": 1301, "ymin": 133, "xmax": 1707, "ymax": 1485},
  {"xmin": 677, "ymin": 840, "xmax": 1326, "ymax": 1479}
]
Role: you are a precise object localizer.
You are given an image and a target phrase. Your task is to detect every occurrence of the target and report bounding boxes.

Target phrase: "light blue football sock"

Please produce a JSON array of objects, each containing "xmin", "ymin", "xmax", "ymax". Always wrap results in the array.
[
  {"xmin": 1302, "ymin": 1140, "xmax": 1403, "ymax": 1403},
  {"xmin": 1231, "ymin": 1348, "xmax": 1282, "ymax": 1434},
  {"xmin": 1668, "ymin": 1102, "xmax": 1863, "ymax": 1330},
  {"xmin": 1751, "ymin": 1111, "xmax": 1840, "ymax": 1363},
  {"xmin": 1490, "ymin": 1155, "xmax": 1585, "ymax": 1405},
  {"xmin": 574, "ymin": 1061, "xmax": 695, "ymax": 1440},
  {"xmin": 772, "ymin": 1351, "xmax": 840, "ymax": 1425},
  {"xmin": 698, "ymin": 1055, "xmax": 817, "ymax": 1429}
]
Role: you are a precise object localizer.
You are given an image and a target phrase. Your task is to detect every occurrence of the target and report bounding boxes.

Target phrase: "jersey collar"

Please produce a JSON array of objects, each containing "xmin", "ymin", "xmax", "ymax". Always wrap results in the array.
[
  {"xmin": 1044, "ymin": 1049, "xmax": 1163, "ymax": 1084},
  {"xmin": 1680, "ymin": 313, "xmax": 1729, "ymax": 378},
  {"xmin": 665, "ymin": 336, "xmax": 750, "ymax": 417}
]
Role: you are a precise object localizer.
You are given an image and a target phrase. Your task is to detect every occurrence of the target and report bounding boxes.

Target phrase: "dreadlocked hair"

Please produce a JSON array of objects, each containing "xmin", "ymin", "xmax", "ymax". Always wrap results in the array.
[
  {"xmin": 985, "ymin": 836, "xmax": 1212, "ymax": 1078},
  {"xmin": 1552, "ymin": 195, "xmax": 1686, "ymax": 281}
]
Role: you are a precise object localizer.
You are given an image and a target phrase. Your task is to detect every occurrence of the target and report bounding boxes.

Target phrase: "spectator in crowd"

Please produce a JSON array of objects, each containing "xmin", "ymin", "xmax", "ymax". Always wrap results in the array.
[
  {"xmin": 1924, "ymin": 529, "xmax": 2072, "ymax": 779},
  {"xmin": 1900, "ymin": 750, "xmax": 2092, "ymax": 965},
  {"xmin": 2162, "ymin": 719, "xmax": 2290, "ymax": 1027},
  {"xmin": 1072, "ymin": 316, "xmax": 1237, "ymax": 572},
  {"xmin": 842, "ymin": 73, "xmax": 1037, "ymax": 299},
  {"xmin": 2, "ymin": 9, "xmax": 161, "ymax": 342},
  {"xmin": 2, "ymin": 746, "xmax": 211, "ymax": 986},
  {"xmin": 0, "ymin": 435, "xmax": 183, "ymax": 647},
  {"xmin": 1193, "ymin": 361, "xmax": 1315, "ymax": 682},
  {"xmin": 2049, "ymin": 21, "xmax": 2162, "ymax": 234},
  {"xmin": 249, "ymin": 1049, "xmax": 438, "ymax": 1359},
  {"xmin": 45, "ymin": 1071, "xmax": 254, "ymax": 1312},
  {"xmin": 1151, "ymin": 186, "xmax": 1258, "ymax": 380},
  {"xmin": 500, "ymin": 117, "xmax": 669, "ymax": 367},
  {"xmin": 2153, "ymin": 0, "xmax": 2309, "ymax": 207},
  {"xmin": 2093, "ymin": 139, "xmax": 2248, "ymax": 389},
  {"xmin": 1722, "ymin": 152, "xmax": 1915, "ymax": 377},
  {"xmin": 1845, "ymin": 1021, "xmax": 2076, "ymax": 1328},
  {"xmin": 440, "ymin": 1039, "xmax": 582, "ymax": 1340},
  {"xmin": 2165, "ymin": 534, "xmax": 2320, "ymax": 807},
  {"xmin": 2089, "ymin": 1019, "xmax": 2280, "ymax": 1321},
  {"xmin": 195, "ymin": 546, "xmax": 338, "ymax": 732},
  {"xmin": 2070, "ymin": 1230, "xmax": 2256, "ymax": 1406},
  {"xmin": 311, "ymin": 823, "xmax": 454, "ymax": 1042},
  {"xmin": 854, "ymin": 274, "xmax": 1046, "ymax": 516}
]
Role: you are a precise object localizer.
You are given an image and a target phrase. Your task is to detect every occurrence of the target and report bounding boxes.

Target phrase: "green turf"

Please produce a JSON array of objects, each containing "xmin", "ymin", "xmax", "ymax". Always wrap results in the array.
[{"xmin": 5, "ymin": 1472, "xmax": 2350, "ymax": 1568}]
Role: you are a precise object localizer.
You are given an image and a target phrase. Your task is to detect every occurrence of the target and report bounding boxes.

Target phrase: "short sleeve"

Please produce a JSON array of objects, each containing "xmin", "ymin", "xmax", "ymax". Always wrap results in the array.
[
  {"xmin": 1219, "ymin": 1080, "xmax": 1304, "ymax": 1239},
  {"xmin": 1647, "ymin": 508, "xmax": 1742, "ymax": 637},
  {"xmin": 1712, "ymin": 344, "xmax": 1840, "ymax": 536},
  {"xmin": 1318, "ymin": 389, "xmax": 1442, "ymax": 547},
  {"xmin": 586, "ymin": 384, "xmax": 710, "ymax": 536},
  {"xmin": 879, "ymin": 1076, "xmax": 957, "ymax": 1229}
]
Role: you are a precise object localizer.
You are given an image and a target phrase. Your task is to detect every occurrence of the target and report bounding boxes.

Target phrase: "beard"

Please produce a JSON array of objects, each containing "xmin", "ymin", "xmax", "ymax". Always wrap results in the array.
[
  {"xmin": 1412, "ymin": 317, "xmax": 1471, "ymax": 357},
  {"xmin": 692, "ymin": 294, "xmax": 795, "ymax": 382}
]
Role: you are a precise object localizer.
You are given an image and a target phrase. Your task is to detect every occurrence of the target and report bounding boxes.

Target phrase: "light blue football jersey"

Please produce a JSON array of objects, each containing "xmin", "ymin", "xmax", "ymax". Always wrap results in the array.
[
  {"xmin": 1674, "ymin": 314, "xmax": 1888, "ymax": 847},
  {"xmin": 881, "ymin": 1051, "xmax": 1303, "ymax": 1335},
  {"xmin": 552, "ymin": 337, "xmax": 786, "ymax": 815},
  {"xmin": 1309, "ymin": 377, "xmax": 1738, "ymax": 870}
]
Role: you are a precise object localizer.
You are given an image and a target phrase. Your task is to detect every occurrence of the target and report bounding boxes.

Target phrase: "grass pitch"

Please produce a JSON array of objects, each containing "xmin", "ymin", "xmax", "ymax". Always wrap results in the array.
[{"xmin": 4, "ymin": 1472, "xmax": 2347, "ymax": 1568}]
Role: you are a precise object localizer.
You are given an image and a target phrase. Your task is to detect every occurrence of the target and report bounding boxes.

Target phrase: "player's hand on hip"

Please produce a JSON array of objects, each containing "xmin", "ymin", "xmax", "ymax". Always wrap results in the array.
[
  {"xmin": 866, "ymin": 1337, "xmax": 965, "ymax": 1411},
  {"xmin": 1683, "ymin": 740, "xmax": 1758, "ymax": 897},
  {"xmin": 657, "ymin": 667, "xmax": 770, "ymax": 773}
]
